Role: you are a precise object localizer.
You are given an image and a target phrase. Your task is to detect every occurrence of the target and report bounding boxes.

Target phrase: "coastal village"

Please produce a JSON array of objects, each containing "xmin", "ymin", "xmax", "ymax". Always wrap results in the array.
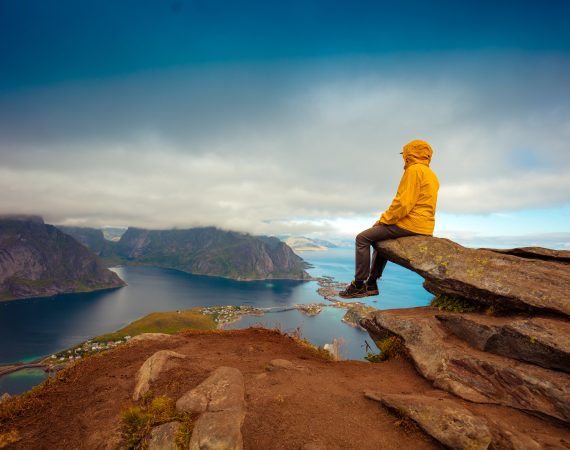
[{"xmin": 0, "ymin": 278, "xmax": 375, "ymax": 390}]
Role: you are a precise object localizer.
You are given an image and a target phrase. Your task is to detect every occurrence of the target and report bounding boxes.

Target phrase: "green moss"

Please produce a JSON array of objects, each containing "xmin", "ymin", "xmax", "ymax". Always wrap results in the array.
[
  {"xmin": 364, "ymin": 352, "xmax": 384, "ymax": 363},
  {"xmin": 431, "ymin": 295, "xmax": 479, "ymax": 313}
]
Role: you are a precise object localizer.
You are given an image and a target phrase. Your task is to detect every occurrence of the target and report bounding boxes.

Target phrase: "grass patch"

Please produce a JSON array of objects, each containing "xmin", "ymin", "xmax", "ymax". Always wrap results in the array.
[
  {"xmin": 5, "ymin": 277, "xmax": 54, "ymax": 289},
  {"xmin": 94, "ymin": 309, "xmax": 216, "ymax": 342},
  {"xmin": 0, "ymin": 366, "xmax": 72, "ymax": 426},
  {"xmin": 0, "ymin": 429, "xmax": 21, "ymax": 448},
  {"xmin": 293, "ymin": 336, "xmax": 335, "ymax": 361},
  {"xmin": 121, "ymin": 395, "xmax": 194, "ymax": 450},
  {"xmin": 365, "ymin": 335, "xmax": 406, "ymax": 362},
  {"xmin": 279, "ymin": 326, "xmax": 335, "ymax": 361},
  {"xmin": 431, "ymin": 295, "xmax": 479, "ymax": 313}
]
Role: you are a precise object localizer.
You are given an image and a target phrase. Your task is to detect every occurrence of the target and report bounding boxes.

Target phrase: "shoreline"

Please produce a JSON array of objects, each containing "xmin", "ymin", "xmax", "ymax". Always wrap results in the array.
[
  {"xmin": 0, "ymin": 274, "xmax": 364, "ymax": 384},
  {"xmin": 0, "ymin": 283, "xmax": 127, "ymax": 303},
  {"xmin": 0, "ymin": 363, "xmax": 51, "ymax": 377}
]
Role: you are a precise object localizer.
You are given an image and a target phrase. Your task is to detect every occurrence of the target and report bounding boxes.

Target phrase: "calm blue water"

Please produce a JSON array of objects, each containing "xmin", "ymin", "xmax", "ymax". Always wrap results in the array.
[{"xmin": 0, "ymin": 247, "xmax": 432, "ymax": 394}]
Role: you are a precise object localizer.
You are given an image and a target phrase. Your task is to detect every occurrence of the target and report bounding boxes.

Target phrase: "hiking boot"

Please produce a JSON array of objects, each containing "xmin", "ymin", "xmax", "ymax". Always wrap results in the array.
[
  {"xmin": 339, "ymin": 281, "xmax": 367, "ymax": 299},
  {"xmin": 365, "ymin": 280, "xmax": 379, "ymax": 296}
]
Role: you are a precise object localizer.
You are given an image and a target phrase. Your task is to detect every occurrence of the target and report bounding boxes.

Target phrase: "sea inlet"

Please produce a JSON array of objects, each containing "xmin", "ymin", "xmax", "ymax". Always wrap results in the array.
[{"xmin": 0, "ymin": 248, "xmax": 432, "ymax": 395}]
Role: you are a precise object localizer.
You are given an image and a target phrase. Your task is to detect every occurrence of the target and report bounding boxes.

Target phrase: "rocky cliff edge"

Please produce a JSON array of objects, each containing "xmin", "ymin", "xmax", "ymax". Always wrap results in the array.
[{"xmin": 361, "ymin": 236, "xmax": 570, "ymax": 449}]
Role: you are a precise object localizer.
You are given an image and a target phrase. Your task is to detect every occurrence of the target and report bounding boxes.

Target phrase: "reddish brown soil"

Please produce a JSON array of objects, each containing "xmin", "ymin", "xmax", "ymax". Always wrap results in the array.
[{"xmin": 1, "ymin": 328, "xmax": 569, "ymax": 449}]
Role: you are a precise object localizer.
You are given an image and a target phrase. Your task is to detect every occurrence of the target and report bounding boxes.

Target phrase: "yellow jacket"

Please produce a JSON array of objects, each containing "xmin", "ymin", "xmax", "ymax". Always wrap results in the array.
[{"xmin": 379, "ymin": 140, "xmax": 439, "ymax": 235}]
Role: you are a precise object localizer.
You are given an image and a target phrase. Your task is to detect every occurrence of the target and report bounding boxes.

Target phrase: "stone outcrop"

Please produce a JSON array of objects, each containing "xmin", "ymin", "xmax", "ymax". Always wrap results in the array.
[
  {"xmin": 189, "ymin": 410, "xmax": 245, "ymax": 450},
  {"xmin": 373, "ymin": 236, "xmax": 570, "ymax": 316},
  {"xmin": 361, "ymin": 308, "xmax": 570, "ymax": 424},
  {"xmin": 365, "ymin": 392, "xmax": 493, "ymax": 450},
  {"xmin": 436, "ymin": 314, "xmax": 570, "ymax": 373},
  {"xmin": 133, "ymin": 350, "xmax": 187, "ymax": 401},
  {"xmin": 0, "ymin": 216, "xmax": 125, "ymax": 301},
  {"xmin": 148, "ymin": 421, "xmax": 180, "ymax": 450},
  {"xmin": 176, "ymin": 366, "xmax": 244, "ymax": 413},
  {"xmin": 360, "ymin": 236, "xmax": 570, "ymax": 447},
  {"xmin": 176, "ymin": 366, "xmax": 245, "ymax": 450}
]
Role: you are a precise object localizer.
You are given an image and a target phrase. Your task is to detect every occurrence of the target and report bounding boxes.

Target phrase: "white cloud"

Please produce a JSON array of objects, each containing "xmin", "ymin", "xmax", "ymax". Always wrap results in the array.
[{"xmin": 0, "ymin": 53, "xmax": 569, "ymax": 236}]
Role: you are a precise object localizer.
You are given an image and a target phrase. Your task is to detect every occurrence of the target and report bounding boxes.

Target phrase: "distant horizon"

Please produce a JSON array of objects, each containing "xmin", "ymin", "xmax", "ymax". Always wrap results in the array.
[{"xmin": 3, "ymin": 212, "xmax": 569, "ymax": 250}]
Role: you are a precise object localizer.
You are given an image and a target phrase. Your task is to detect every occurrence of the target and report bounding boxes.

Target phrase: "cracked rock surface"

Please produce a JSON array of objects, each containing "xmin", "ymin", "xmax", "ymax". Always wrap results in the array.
[{"xmin": 176, "ymin": 366, "xmax": 246, "ymax": 450}]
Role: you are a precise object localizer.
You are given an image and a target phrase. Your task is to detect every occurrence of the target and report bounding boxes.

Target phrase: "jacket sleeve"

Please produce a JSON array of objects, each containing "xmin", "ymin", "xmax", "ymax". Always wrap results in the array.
[{"xmin": 379, "ymin": 166, "xmax": 422, "ymax": 225}]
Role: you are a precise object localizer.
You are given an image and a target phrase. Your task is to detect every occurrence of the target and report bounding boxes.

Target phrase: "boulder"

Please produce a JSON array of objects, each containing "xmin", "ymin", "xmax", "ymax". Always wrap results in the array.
[
  {"xmin": 0, "ymin": 393, "xmax": 11, "ymax": 404},
  {"xmin": 189, "ymin": 410, "xmax": 245, "ymax": 450},
  {"xmin": 177, "ymin": 366, "xmax": 246, "ymax": 450},
  {"xmin": 365, "ymin": 392, "xmax": 493, "ymax": 450},
  {"xmin": 176, "ymin": 366, "xmax": 244, "ymax": 413},
  {"xmin": 437, "ymin": 314, "xmax": 570, "ymax": 373},
  {"xmin": 133, "ymin": 350, "xmax": 187, "ymax": 401},
  {"xmin": 361, "ymin": 308, "xmax": 570, "ymax": 423},
  {"xmin": 374, "ymin": 236, "xmax": 570, "ymax": 317},
  {"xmin": 148, "ymin": 421, "xmax": 180, "ymax": 450}
]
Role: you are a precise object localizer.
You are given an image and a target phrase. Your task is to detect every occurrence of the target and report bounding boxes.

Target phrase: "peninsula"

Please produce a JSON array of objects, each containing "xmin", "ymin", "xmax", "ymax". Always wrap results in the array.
[{"xmin": 0, "ymin": 216, "xmax": 125, "ymax": 301}]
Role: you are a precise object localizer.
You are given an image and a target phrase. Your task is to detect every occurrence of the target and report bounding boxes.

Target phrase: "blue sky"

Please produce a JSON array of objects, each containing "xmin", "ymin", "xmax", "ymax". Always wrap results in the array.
[{"xmin": 1, "ymin": 1, "xmax": 569, "ymax": 247}]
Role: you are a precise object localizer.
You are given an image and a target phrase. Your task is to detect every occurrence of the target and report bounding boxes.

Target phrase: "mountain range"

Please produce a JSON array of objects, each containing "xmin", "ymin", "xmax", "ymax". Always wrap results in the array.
[{"xmin": 112, "ymin": 227, "xmax": 310, "ymax": 280}]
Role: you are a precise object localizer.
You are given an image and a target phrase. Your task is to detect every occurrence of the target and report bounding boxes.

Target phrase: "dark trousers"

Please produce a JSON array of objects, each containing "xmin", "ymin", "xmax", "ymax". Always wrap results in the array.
[{"xmin": 355, "ymin": 224, "xmax": 419, "ymax": 281}]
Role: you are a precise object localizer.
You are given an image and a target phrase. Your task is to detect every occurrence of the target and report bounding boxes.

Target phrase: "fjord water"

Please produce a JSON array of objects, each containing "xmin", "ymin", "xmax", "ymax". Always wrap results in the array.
[{"xmin": 0, "ymin": 248, "xmax": 432, "ymax": 394}]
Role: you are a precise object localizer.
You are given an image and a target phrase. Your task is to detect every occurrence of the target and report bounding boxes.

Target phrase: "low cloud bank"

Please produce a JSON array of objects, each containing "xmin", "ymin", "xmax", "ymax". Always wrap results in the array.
[{"xmin": 0, "ymin": 54, "xmax": 568, "ymax": 236}]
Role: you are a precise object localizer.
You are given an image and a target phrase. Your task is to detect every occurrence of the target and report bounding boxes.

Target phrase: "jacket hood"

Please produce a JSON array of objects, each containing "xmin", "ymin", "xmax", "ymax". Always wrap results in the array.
[{"xmin": 403, "ymin": 140, "xmax": 433, "ymax": 169}]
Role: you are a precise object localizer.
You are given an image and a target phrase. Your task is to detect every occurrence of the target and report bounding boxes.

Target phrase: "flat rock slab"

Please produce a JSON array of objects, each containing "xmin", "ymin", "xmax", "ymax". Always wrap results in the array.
[
  {"xmin": 361, "ymin": 308, "xmax": 570, "ymax": 424},
  {"xmin": 437, "ymin": 314, "xmax": 570, "ymax": 373},
  {"xmin": 178, "ymin": 366, "xmax": 246, "ymax": 450},
  {"xmin": 148, "ymin": 421, "xmax": 180, "ymax": 450},
  {"xmin": 365, "ymin": 392, "xmax": 492, "ymax": 450},
  {"xmin": 485, "ymin": 417, "xmax": 542, "ymax": 450},
  {"xmin": 375, "ymin": 236, "xmax": 570, "ymax": 317},
  {"xmin": 189, "ymin": 410, "xmax": 245, "ymax": 450},
  {"xmin": 176, "ymin": 366, "xmax": 245, "ymax": 413},
  {"xmin": 133, "ymin": 350, "xmax": 187, "ymax": 401}
]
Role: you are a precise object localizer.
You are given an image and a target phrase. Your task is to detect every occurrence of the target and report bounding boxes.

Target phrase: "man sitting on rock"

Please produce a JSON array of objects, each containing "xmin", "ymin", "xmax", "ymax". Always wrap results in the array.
[{"xmin": 340, "ymin": 140, "xmax": 439, "ymax": 298}]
